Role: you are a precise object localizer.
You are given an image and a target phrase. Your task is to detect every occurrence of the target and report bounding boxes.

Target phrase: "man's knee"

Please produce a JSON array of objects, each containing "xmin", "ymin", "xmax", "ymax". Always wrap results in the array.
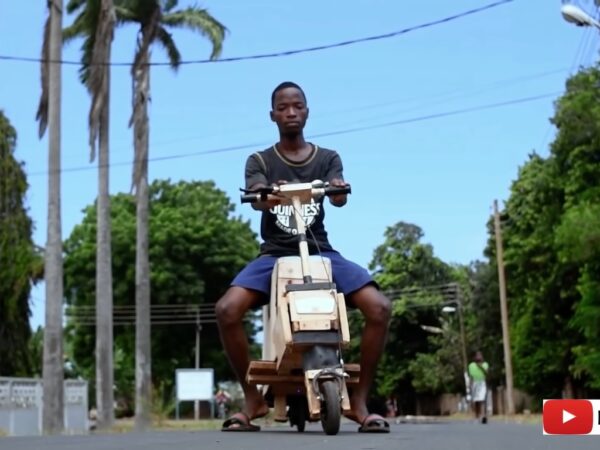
[
  {"xmin": 370, "ymin": 293, "xmax": 392, "ymax": 325},
  {"xmin": 353, "ymin": 286, "xmax": 391, "ymax": 325},
  {"xmin": 215, "ymin": 290, "xmax": 248, "ymax": 326}
]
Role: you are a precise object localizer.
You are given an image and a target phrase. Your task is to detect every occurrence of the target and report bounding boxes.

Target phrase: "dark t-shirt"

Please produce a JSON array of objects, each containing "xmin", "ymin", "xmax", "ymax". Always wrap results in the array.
[{"xmin": 245, "ymin": 144, "xmax": 344, "ymax": 256}]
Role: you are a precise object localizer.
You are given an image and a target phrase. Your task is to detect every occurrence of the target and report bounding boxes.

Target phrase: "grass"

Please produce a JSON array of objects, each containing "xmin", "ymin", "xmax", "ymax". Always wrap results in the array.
[
  {"xmin": 443, "ymin": 412, "xmax": 542, "ymax": 425},
  {"xmin": 95, "ymin": 418, "xmax": 225, "ymax": 434}
]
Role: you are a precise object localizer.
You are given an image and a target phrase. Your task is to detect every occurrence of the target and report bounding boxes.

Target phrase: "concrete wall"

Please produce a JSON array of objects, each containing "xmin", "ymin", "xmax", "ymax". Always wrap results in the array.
[{"xmin": 0, "ymin": 377, "xmax": 88, "ymax": 436}]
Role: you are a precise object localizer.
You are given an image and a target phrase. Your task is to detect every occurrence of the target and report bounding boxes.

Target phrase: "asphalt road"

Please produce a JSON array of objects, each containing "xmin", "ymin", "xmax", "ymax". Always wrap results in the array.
[{"xmin": 1, "ymin": 421, "xmax": 598, "ymax": 450}]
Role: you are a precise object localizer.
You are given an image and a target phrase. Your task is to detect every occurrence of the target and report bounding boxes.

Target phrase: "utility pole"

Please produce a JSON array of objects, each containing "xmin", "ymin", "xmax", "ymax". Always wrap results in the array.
[
  {"xmin": 493, "ymin": 200, "xmax": 515, "ymax": 415},
  {"xmin": 447, "ymin": 283, "xmax": 469, "ymax": 400},
  {"xmin": 194, "ymin": 309, "xmax": 201, "ymax": 420},
  {"xmin": 455, "ymin": 287, "xmax": 468, "ymax": 394}
]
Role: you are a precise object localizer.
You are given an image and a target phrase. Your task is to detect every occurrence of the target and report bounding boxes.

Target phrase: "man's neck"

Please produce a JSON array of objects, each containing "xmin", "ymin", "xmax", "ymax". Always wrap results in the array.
[{"xmin": 277, "ymin": 134, "xmax": 307, "ymax": 154}]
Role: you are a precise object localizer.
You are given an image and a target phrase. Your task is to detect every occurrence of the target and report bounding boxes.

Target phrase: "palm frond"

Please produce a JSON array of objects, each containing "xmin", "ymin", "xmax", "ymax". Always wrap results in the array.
[
  {"xmin": 66, "ymin": 0, "xmax": 87, "ymax": 14},
  {"xmin": 161, "ymin": 0, "xmax": 178, "ymax": 13},
  {"xmin": 114, "ymin": 5, "xmax": 139, "ymax": 23},
  {"xmin": 162, "ymin": 7, "xmax": 226, "ymax": 60},
  {"xmin": 155, "ymin": 26, "xmax": 180, "ymax": 69},
  {"xmin": 36, "ymin": 15, "xmax": 51, "ymax": 139},
  {"xmin": 131, "ymin": 5, "xmax": 161, "ymax": 71},
  {"xmin": 63, "ymin": 11, "xmax": 95, "ymax": 84},
  {"xmin": 62, "ymin": 12, "xmax": 87, "ymax": 44},
  {"xmin": 115, "ymin": 0, "xmax": 159, "ymax": 24},
  {"xmin": 87, "ymin": 0, "xmax": 115, "ymax": 161}
]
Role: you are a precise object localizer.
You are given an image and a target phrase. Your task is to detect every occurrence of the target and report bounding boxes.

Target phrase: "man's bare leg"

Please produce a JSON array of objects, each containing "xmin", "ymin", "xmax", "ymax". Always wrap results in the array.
[
  {"xmin": 216, "ymin": 286, "xmax": 269, "ymax": 419},
  {"xmin": 347, "ymin": 285, "xmax": 391, "ymax": 423}
]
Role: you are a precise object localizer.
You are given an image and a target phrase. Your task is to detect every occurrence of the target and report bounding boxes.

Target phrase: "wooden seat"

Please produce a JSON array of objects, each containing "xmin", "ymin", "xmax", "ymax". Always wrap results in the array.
[{"xmin": 247, "ymin": 360, "xmax": 360, "ymax": 386}]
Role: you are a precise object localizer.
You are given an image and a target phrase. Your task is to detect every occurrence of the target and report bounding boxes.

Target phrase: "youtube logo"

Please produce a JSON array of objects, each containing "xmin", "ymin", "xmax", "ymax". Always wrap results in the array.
[{"xmin": 543, "ymin": 399, "xmax": 600, "ymax": 435}]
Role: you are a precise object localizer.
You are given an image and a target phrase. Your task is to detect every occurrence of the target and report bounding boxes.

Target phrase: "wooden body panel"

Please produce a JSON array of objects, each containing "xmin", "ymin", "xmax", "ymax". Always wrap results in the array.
[
  {"xmin": 249, "ymin": 255, "xmax": 358, "ymax": 421},
  {"xmin": 262, "ymin": 256, "xmax": 335, "ymax": 368}
]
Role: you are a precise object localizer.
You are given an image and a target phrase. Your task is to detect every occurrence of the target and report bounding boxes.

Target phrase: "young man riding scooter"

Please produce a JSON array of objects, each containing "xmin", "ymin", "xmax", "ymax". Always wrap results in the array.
[{"xmin": 215, "ymin": 81, "xmax": 391, "ymax": 433}]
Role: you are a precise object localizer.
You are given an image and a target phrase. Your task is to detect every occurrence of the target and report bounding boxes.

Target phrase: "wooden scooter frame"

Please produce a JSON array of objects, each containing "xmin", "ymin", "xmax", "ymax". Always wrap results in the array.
[{"xmin": 243, "ymin": 181, "xmax": 359, "ymax": 434}]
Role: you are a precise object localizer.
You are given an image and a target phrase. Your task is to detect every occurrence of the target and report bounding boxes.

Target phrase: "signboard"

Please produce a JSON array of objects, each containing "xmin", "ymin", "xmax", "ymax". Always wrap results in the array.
[{"xmin": 175, "ymin": 369, "xmax": 214, "ymax": 401}]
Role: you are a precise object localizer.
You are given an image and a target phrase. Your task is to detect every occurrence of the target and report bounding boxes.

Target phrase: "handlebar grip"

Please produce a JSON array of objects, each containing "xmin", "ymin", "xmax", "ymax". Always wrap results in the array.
[
  {"xmin": 240, "ymin": 193, "xmax": 261, "ymax": 203},
  {"xmin": 324, "ymin": 185, "xmax": 351, "ymax": 196}
]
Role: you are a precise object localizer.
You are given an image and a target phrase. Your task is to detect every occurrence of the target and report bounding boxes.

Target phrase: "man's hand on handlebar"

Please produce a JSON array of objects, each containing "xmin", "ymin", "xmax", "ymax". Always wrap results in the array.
[
  {"xmin": 241, "ymin": 179, "xmax": 351, "ymax": 208},
  {"xmin": 249, "ymin": 181, "xmax": 287, "ymax": 211},
  {"xmin": 328, "ymin": 178, "xmax": 348, "ymax": 207}
]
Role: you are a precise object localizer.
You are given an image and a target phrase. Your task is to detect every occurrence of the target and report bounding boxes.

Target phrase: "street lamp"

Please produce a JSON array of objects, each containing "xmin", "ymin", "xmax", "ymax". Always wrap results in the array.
[
  {"xmin": 561, "ymin": 3, "xmax": 600, "ymax": 29},
  {"xmin": 441, "ymin": 300, "xmax": 469, "ymax": 401}
]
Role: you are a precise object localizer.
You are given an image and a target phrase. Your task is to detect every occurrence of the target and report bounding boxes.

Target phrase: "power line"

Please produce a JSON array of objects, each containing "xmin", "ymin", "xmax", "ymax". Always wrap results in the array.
[
  {"xmin": 27, "ymin": 90, "xmax": 558, "ymax": 178},
  {"xmin": 88, "ymin": 66, "xmax": 564, "ymax": 158},
  {"xmin": 64, "ymin": 303, "xmax": 255, "ymax": 327},
  {"xmin": 0, "ymin": 0, "xmax": 515, "ymax": 67},
  {"xmin": 308, "ymin": 92, "xmax": 559, "ymax": 140}
]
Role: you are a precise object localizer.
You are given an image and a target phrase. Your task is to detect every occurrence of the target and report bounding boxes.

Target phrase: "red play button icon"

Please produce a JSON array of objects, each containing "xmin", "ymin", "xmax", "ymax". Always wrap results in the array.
[{"xmin": 543, "ymin": 400, "xmax": 594, "ymax": 435}]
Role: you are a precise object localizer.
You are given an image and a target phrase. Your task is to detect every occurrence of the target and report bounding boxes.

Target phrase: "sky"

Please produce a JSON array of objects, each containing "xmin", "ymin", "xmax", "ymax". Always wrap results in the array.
[{"xmin": 0, "ymin": 0, "xmax": 599, "ymax": 329}]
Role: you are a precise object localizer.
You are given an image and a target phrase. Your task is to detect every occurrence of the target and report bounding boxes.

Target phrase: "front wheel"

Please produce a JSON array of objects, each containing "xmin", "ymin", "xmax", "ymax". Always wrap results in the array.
[{"xmin": 320, "ymin": 380, "xmax": 341, "ymax": 435}]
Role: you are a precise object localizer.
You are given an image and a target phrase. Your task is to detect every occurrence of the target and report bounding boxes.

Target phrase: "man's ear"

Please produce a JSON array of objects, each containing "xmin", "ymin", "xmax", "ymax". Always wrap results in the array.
[
  {"xmin": 270, "ymin": 110, "xmax": 275, "ymax": 122},
  {"xmin": 306, "ymin": 107, "xmax": 310, "ymax": 120}
]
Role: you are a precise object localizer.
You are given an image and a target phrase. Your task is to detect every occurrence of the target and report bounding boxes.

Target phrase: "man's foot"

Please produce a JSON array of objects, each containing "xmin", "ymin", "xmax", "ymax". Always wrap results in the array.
[
  {"xmin": 481, "ymin": 416, "xmax": 488, "ymax": 424},
  {"xmin": 222, "ymin": 412, "xmax": 261, "ymax": 432},
  {"xmin": 357, "ymin": 414, "xmax": 390, "ymax": 433},
  {"xmin": 345, "ymin": 393, "xmax": 369, "ymax": 425},
  {"xmin": 242, "ymin": 391, "xmax": 269, "ymax": 421}
]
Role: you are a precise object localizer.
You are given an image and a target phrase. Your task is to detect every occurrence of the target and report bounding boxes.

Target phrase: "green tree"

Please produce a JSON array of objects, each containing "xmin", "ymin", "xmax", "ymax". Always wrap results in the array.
[
  {"xmin": 0, "ymin": 111, "xmax": 42, "ymax": 376},
  {"xmin": 114, "ymin": 0, "xmax": 226, "ymax": 428},
  {"xmin": 465, "ymin": 259, "xmax": 504, "ymax": 389},
  {"xmin": 550, "ymin": 66, "xmax": 600, "ymax": 391},
  {"xmin": 500, "ymin": 154, "xmax": 578, "ymax": 400},
  {"xmin": 28, "ymin": 327, "xmax": 45, "ymax": 377},
  {"xmin": 350, "ymin": 222, "xmax": 458, "ymax": 414},
  {"xmin": 491, "ymin": 66, "xmax": 600, "ymax": 400},
  {"xmin": 64, "ymin": 0, "xmax": 117, "ymax": 429},
  {"xmin": 63, "ymin": 179, "xmax": 258, "ymax": 416}
]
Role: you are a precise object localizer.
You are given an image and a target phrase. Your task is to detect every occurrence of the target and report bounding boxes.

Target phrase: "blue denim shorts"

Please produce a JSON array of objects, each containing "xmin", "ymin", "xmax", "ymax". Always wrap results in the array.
[{"xmin": 231, "ymin": 251, "xmax": 375, "ymax": 305}]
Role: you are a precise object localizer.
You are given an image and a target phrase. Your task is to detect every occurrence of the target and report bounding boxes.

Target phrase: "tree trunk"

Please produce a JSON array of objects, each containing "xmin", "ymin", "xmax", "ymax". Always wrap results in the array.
[
  {"xmin": 133, "ymin": 50, "xmax": 152, "ymax": 431},
  {"xmin": 93, "ymin": 0, "xmax": 115, "ymax": 429},
  {"xmin": 43, "ymin": 0, "xmax": 64, "ymax": 434},
  {"xmin": 95, "ymin": 75, "xmax": 114, "ymax": 429}
]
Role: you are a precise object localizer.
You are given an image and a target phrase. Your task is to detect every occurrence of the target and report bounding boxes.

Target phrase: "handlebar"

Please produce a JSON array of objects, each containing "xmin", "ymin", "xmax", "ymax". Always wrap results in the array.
[{"xmin": 240, "ymin": 181, "xmax": 351, "ymax": 204}]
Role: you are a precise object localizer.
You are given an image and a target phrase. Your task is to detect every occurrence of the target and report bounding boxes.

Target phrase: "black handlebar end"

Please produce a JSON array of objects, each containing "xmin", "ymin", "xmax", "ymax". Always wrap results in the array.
[
  {"xmin": 240, "ymin": 193, "xmax": 259, "ymax": 203},
  {"xmin": 325, "ymin": 185, "xmax": 352, "ymax": 196}
]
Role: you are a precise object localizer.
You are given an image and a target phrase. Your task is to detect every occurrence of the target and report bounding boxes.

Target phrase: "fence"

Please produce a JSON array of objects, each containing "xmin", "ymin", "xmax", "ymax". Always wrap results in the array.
[{"xmin": 0, "ymin": 377, "xmax": 88, "ymax": 436}]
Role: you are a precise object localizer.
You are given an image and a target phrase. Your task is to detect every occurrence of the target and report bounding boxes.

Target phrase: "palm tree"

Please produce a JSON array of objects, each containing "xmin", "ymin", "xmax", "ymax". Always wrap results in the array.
[
  {"xmin": 63, "ymin": 0, "xmax": 116, "ymax": 429},
  {"xmin": 36, "ymin": 0, "xmax": 65, "ymax": 434},
  {"xmin": 115, "ymin": 0, "xmax": 226, "ymax": 429}
]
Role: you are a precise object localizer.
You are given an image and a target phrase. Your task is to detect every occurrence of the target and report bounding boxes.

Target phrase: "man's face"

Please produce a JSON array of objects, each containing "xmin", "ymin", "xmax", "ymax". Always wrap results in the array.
[{"xmin": 270, "ymin": 87, "xmax": 309, "ymax": 136}]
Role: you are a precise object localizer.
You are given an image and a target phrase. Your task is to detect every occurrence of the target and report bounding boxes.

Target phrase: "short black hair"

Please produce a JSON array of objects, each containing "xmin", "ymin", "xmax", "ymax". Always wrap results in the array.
[{"xmin": 271, "ymin": 81, "xmax": 307, "ymax": 108}]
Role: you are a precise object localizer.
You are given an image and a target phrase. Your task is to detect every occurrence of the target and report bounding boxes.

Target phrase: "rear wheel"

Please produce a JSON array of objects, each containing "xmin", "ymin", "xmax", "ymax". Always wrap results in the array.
[
  {"xmin": 288, "ymin": 396, "xmax": 307, "ymax": 432},
  {"xmin": 296, "ymin": 407, "xmax": 306, "ymax": 432},
  {"xmin": 320, "ymin": 380, "xmax": 341, "ymax": 435}
]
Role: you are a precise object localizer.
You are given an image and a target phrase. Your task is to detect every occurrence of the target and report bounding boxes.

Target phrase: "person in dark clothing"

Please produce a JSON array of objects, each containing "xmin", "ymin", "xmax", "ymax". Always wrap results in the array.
[{"xmin": 216, "ymin": 82, "xmax": 391, "ymax": 433}]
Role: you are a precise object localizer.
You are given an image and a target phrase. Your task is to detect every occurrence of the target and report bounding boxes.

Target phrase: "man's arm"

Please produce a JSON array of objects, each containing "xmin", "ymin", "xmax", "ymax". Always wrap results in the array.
[
  {"xmin": 245, "ymin": 154, "xmax": 282, "ymax": 211},
  {"xmin": 328, "ymin": 178, "xmax": 348, "ymax": 207},
  {"xmin": 325, "ymin": 152, "xmax": 348, "ymax": 207}
]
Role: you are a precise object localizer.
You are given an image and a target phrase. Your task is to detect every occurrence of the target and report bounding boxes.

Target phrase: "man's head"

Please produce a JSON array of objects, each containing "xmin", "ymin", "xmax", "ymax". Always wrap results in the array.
[
  {"xmin": 474, "ymin": 351, "xmax": 484, "ymax": 362},
  {"xmin": 270, "ymin": 81, "xmax": 309, "ymax": 137}
]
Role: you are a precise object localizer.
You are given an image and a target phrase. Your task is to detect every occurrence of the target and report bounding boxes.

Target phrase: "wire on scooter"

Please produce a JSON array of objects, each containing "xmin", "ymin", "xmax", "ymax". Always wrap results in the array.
[{"xmin": 290, "ymin": 201, "xmax": 345, "ymax": 366}]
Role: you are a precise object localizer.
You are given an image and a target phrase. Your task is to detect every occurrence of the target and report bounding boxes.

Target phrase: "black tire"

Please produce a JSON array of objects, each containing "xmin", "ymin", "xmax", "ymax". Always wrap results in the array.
[
  {"xmin": 296, "ymin": 407, "xmax": 306, "ymax": 433},
  {"xmin": 288, "ymin": 396, "xmax": 307, "ymax": 432},
  {"xmin": 320, "ymin": 380, "xmax": 341, "ymax": 435}
]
